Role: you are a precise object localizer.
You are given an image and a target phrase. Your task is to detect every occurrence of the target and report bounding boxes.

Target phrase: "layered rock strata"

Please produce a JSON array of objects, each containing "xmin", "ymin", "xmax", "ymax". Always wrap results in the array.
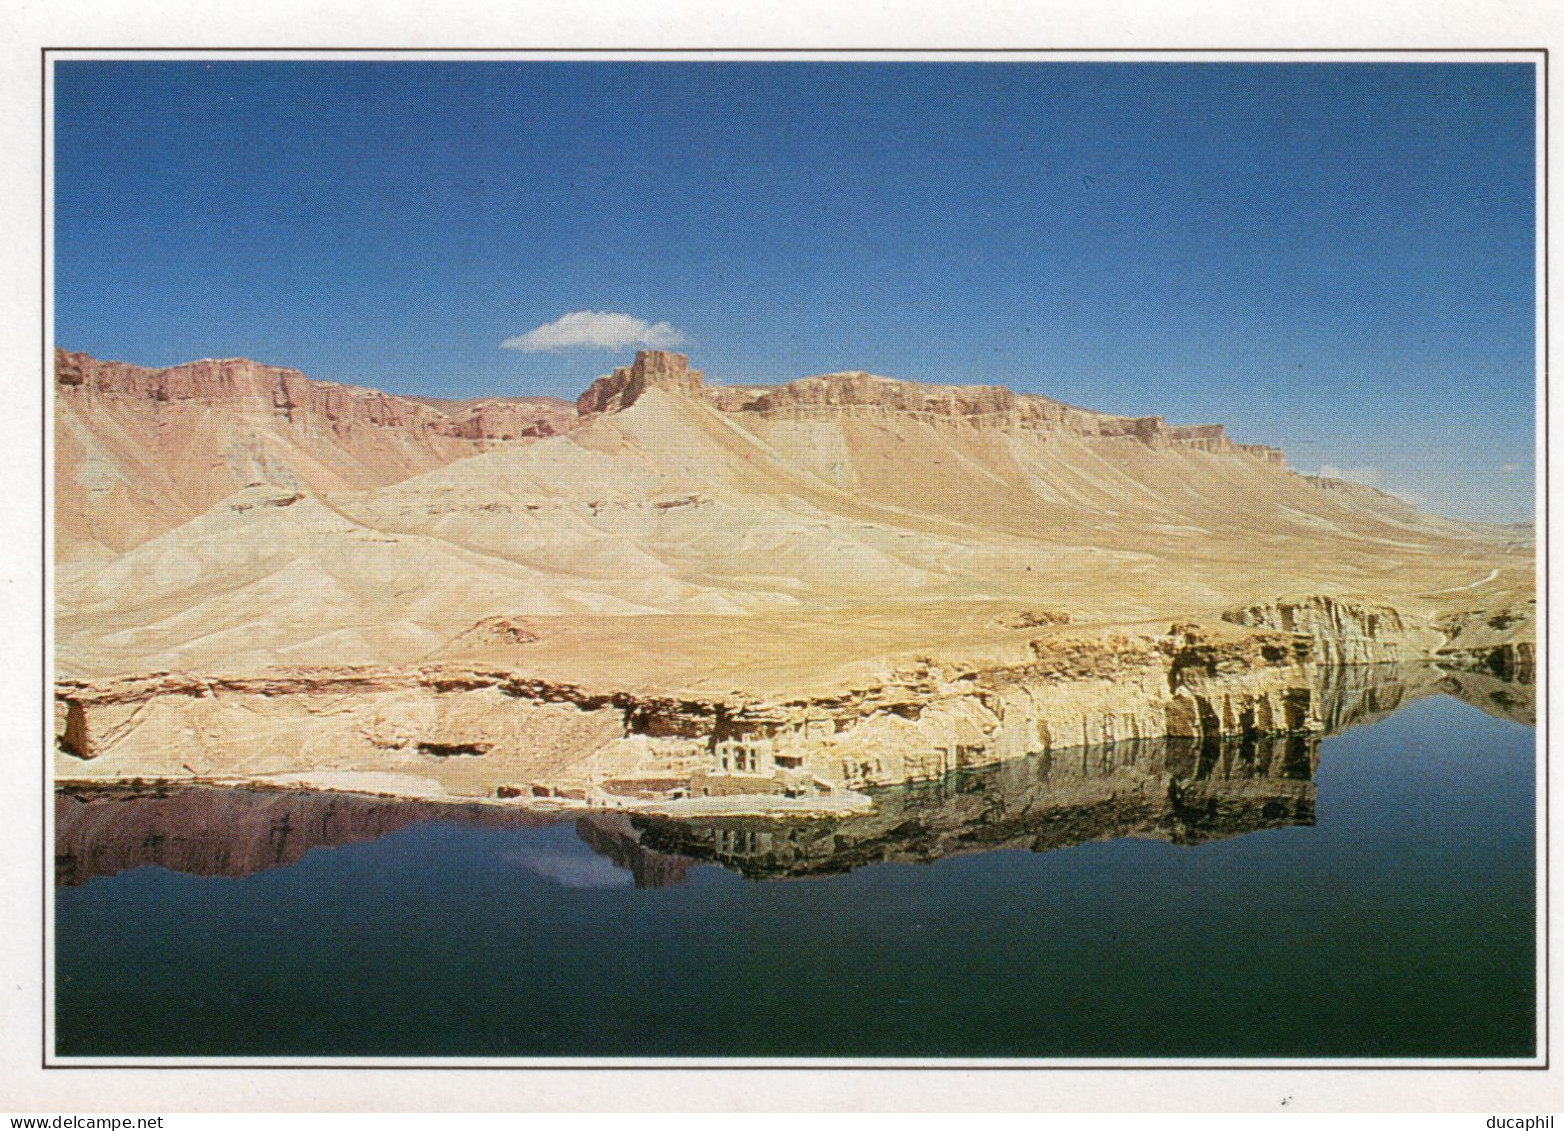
[
  {"xmin": 1220, "ymin": 595, "xmax": 1437, "ymax": 665},
  {"xmin": 54, "ymin": 349, "xmax": 576, "ymax": 555},
  {"xmin": 54, "ymin": 660, "xmax": 1530, "ymax": 887},
  {"xmin": 635, "ymin": 729, "xmax": 1319, "ymax": 880},
  {"xmin": 576, "ymin": 350, "xmax": 706, "ymax": 414},
  {"xmin": 54, "ymin": 347, "xmax": 1535, "ymax": 815},
  {"xmin": 54, "ymin": 625, "xmax": 1319, "ymax": 808},
  {"xmin": 629, "ymin": 356, "xmax": 1288, "ymax": 462},
  {"xmin": 57, "ymin": 350, "xmax": 576, "ymax": 442}
]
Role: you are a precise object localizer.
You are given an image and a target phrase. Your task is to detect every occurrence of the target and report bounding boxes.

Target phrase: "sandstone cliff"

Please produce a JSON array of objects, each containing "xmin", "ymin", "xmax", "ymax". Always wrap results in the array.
[
  {"xmin": 576, "ymin": 350, "xmax": 705, "ymax": 414},
  {"xmin": 1220, "ymin": 595, "xmax": 1438, "ymax": 665},
  {"xmin": 54, "ymin": 660, "xmax": 1519, "ymax": 886},
  {"xmin": 52, "ymin": 347, "xmax": 1535, "ymax": 810},
  {"xmin": 53, "ymin": 624, "xmax": 1321, "ymax": 805}
]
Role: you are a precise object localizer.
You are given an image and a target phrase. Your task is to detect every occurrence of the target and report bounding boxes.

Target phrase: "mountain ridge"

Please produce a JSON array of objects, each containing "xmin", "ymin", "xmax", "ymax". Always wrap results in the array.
[{"xmin": 53, "ymin": 347, "xmax": 1535, "ymax": 811}]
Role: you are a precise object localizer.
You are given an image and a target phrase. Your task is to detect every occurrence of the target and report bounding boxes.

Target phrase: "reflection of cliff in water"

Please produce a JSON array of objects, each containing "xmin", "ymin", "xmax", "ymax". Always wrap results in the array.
[
  {"xmin": 54, "ymin": 663, "xmax": 1532, "ymax": 888},
  {"xmin": 633, "ymin": 731, "xmax": 1319, "ymax": 880},
  {"xmin": 54, "ymin": 783, "xmax": 698, "ymax": 890},
  {"xmin": 572, "ymin": 813, "xmax": 694, "ymax": 889},
  {"xmin": 1315, "ymin": 660, "xmax": 1535, "ymax": 732},
  {"xmin": 55, "ymin": 786, "xmax": 555, "ymax": 887},
  {"xmin": 633, "ymin": 662, "xmax": 1535, "ymax": 882},
  {"xmin": 1428, "ymin": 665, "xmax": 1535, "ymax": 726}
]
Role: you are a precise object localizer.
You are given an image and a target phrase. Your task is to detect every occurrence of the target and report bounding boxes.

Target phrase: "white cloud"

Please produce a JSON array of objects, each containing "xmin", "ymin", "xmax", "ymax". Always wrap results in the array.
[{"xmin": 502, "ymin": 310, "xmax": 685, "ymax": 353}]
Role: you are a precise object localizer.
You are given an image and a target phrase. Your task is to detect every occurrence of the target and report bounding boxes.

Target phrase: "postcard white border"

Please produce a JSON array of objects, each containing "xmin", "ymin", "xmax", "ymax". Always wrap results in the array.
[{"xmin": 4, "ymin": 18, "xmax": 1560, "ymax": 1114}]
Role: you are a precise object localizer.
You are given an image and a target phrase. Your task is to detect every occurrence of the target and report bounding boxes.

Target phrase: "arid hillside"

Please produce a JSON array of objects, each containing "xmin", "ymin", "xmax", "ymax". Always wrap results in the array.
[
  {"xmin": 54, "ymin": 350, "xmax": 576, "ymax": 561},
  {"xmin": 55, "ymin": 347, "xmax": 1531, "ymax": 684},
  {"xmin": 53, "ymin": 348, "xmax": 1534, "ymax": 807}
]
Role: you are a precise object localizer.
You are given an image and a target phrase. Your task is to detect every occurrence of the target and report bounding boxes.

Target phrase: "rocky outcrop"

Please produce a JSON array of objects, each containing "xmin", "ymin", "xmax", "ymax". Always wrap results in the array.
[
  {"xmin": 570, "ymin": 351, "xmax": 1284, "ymax": 463},
  {"xmin": 704, "ymin": 367, "xmax": 1284, "ymax": 463},
  {"xmin": 54, "ymin": 624, "xmax": 1321, "ymax": 807},
  {"xmin": 55, "ymin": 660, "xmax": 1532, "ymax": 886},
  {"xmin": 54, "ymin": 349, "xmax": 579, "ymax": 556},
  {"xmin": 576, "ymin": 350, "xmax": 706, "ymax": 414},
  {"xmin": 56, "ymin": 350, "xmax": 576, "ymax": 442},
  {"xmin": 1220, "ymin": 595, "xmax": 1437, "ymax": 665}
]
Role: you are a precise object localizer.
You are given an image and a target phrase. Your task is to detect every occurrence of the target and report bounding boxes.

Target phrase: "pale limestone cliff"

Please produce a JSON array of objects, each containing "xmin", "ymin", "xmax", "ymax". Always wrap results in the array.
[
  {"xmin": 55, "ymin": 660, "xmax": 1525, "ymax": 886},
  {"xmin": 53, "ymin": 624, "xmax": 1321, "ymax": 807},
  {"xmin": 52, "ymin": 347, "xmax": 1534, "ymax": 814},
  {"xmin": 1220, "ymin": 595, "xmax": 1440, "ymax": 665}
]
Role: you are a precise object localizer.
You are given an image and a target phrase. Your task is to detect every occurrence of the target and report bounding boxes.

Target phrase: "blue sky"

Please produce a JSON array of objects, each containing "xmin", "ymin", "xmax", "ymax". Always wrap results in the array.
[{"xmin": 53, "ymin": 61, "xmax": 1536, "ymax": 521}]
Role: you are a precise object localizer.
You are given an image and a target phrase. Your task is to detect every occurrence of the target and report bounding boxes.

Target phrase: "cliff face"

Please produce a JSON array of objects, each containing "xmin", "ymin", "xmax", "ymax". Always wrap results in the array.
[
  {"xmin": 53, "ymin": 659, "xmax": 1527, "ymax": 887},
  {"xmin": 53, "ymin": 624, "xmax": 1321, "ymax": 804},
  {"xmin": 609, "ymin": 354, "xmax": 1285, "ymax": 462},
  {"xmin": 576, "ymin": 350, "xmax": 705, "ymax": 414},
  {"xmin": 53, "ymin": 347, "xmax": 1534, "ymax": 812},
  {"xmin": 54, "ymin": 349, "xmax": 575, "ymax": 556},
  {"xmin": 57, "ymin": 350, "xmax": 576, "ymax": 440},
  {"xmin": 1221, "ymin": 596, "xmax": 1438, "ymax": 665}
]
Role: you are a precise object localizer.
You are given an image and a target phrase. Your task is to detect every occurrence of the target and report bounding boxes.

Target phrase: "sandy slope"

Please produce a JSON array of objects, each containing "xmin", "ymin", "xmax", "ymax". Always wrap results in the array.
[
  {"xmin": 51, "ymin": 349, "xmax": 1535, "ymax": 806},
  {"xmin": 56, "ymin": 358, "xmax": 1531, "ymax": 691}
]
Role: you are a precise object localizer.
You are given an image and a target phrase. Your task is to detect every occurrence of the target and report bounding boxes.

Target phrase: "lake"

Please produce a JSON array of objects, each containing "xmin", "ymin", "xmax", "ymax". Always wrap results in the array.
[{"xmin": 53, "ymin": 665, "xmax": 1537, "ymax": 1060}]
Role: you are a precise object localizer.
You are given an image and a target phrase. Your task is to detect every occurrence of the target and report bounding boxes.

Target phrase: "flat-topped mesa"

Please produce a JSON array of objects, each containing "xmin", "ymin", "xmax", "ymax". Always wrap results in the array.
[
  {"xmin": 710, "ymin": 371, "xmax": 1021, "ymax": 418},
  {"xmin": 54, "ymin": 349, "xmax": 575, "ymax": 442},
  {"xmin": 705, "ymin": 367, "xmax": 1286, "ymax": 465},
  {"xmin": 576, "ymin": 350, "xmax": 706, "ymax": 415}
]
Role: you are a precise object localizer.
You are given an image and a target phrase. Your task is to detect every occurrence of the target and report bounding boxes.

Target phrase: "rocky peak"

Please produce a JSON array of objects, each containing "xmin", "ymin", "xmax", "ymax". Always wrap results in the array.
[{"xmin": 576, "ymin": 350, "xmax": 706, "ymax": 415}]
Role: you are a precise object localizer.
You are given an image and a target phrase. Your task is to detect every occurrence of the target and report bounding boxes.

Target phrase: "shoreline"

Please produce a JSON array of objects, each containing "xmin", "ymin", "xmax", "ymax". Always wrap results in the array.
[{"xmin": 51, "ymin": 653, "xmax": 1535, "ymax": 822}]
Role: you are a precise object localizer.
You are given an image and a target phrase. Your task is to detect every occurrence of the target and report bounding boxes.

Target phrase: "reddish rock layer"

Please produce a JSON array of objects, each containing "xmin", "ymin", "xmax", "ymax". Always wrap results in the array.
[
  {"xmin": 576, "ymin": 350, "xmax": 706, "ymax": 414},
  {"xmin": 56, "ymin": 350, "xmax": 577, "ymax": 443},
  {"xmin": 581, "ymin": 353, "xmax": 1285, "ymax": 463},
  {"xmin": 53, "ymin": 349, "xmax": 577, "ymax": 555}
]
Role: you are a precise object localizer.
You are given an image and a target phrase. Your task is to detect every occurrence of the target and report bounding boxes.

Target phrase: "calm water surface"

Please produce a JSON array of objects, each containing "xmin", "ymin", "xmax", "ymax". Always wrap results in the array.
[{"xmin": 54, "ymin": 682, "xmax": 1535, "ymax": 1059}]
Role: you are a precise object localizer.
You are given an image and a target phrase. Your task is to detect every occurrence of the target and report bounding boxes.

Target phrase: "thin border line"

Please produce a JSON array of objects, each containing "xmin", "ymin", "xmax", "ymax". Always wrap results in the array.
[
  {"xmin": 1541, "ymin": 43, "xmax": 1551, "ymax": 1073},
  {"xmin": 38, "ymin": 42, "xmax": 46, "ymax": 1078},
  {"xmin": 36, "ymin": 46, "xmax": 1554, "ymax": 52},
  {"xmin": 36, "ymin": 42, "xmax": 1551, "ymax": 1069}
]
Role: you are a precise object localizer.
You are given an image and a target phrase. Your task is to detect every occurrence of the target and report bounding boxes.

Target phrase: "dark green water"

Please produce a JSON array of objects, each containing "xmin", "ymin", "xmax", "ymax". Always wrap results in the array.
[{"xmin": 53, "ymin": 688, "xmax": 1535, "ymax": 1059}]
